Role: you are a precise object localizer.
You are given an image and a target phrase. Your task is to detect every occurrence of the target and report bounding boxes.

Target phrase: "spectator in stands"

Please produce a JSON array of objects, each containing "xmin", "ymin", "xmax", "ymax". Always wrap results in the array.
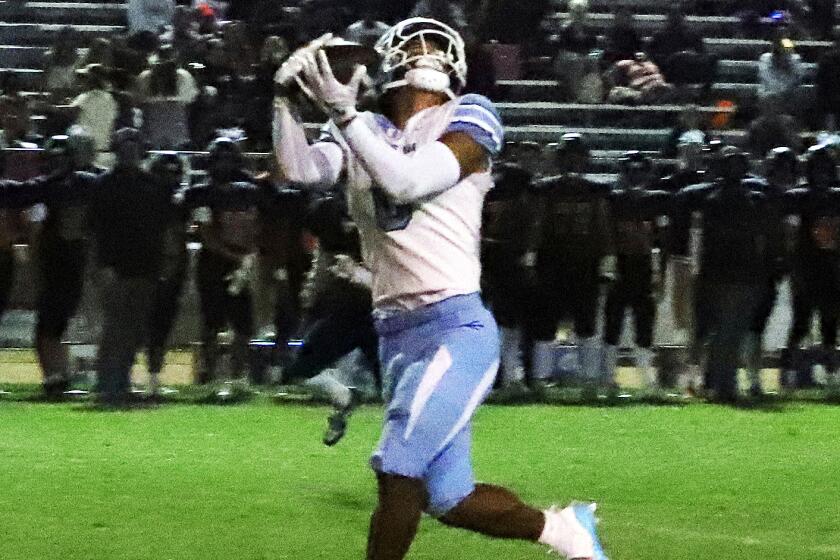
[
  {"xmin": 135, "ymin": 45, "xmax": 199, "ymax": 149},
  {"xmin": 90, "ymin": 128, "xmax": 170, "ymax": 405},
  {"xmin": 42, "ymin": 27, "xmax": 81, "ymax": 102},
  {"xmin": 69, "ymin": 64, "xmax": 118, "ymax": 165},
  {"xmin": 555, "ymin": 0, "xmax": 596, "ymax": 56},
  {"xmin": 75, "ymin": 38, "xmax": 114, "ymax": 74},
  {"xmin": 345, "ymin": 5, "xmax": 390, "ymax": 48},
  {"xmin": 603, "ymin": 6, "xmax": 642, "ymax": 66},
  {"xmin": 607, "ymin": 52, "xmax": 674, "ymax": 104},
  {"xmin": 649, "ymin": 4, "xmax": 716, "ymax": 96},
  {"xmin": 477, "ymin": 0, "xmax": 550, "ymax": 46},
  {"xmin": 410, "ymin": 0, "xmax": 468, "ymax": 31},
  {"xmin": 167, "ymin": 6, "xmax": 202, "ymax": 62},
  {"xmin": 552, "ymin": 0, "xmax": 599, "ymax": 101},
  {"xmin": 664, "ymin": 105, "xmax": 708, "ymax": 157},
  {"xmin": 0, "ymin": 94, "xmax": 40, "ymax": 148},
  {"xmin": 816, "ymin": 32, "xmax": 840, "ymax": 130},
  {"xmin": 757, "ymin": 34, "xmax": 805, "ymax": 114},
  {"xmin": 747, "ymin": 96, "xmax": 802, "ymax": 157},
  {"xmin": 128, "ymin": 0, "xmax": 176, "ymax": 36}
]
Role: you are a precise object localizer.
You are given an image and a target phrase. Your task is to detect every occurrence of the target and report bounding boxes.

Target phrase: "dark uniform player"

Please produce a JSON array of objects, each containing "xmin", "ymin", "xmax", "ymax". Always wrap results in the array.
[
  {"xmin": 603, "ymin": 152, "xmax": 670, "ymax": 389},
  {"xmin": 285, "ymin": 193, "xmax": 378, "ymax": 445},
  {"xmin": 481, "ymin": 141, "xmax": 538, "ymax": 389},
  {"xmin": 254, "ymin": 176, "xmax": 311, "ymax": 366},
  {"xmin": 0, "ymin": 146, "xmax": 15, "ymax": 325},
  {"xmin": 672, "ymin": 150, "xmax": 781, "ymax": 402},
  {"xmin": 781, "ymin": 144, "xmax": 840, "ymax": 388},
  {"xmin": 183, "ymin": 138, "xmax": 260, "ymax": 387},
  {"xmin": 746, "ymin": 146, "xmax": 799, "ymax": 395},
  {"xmin": 530, "ymin": 133, "xmax": 610, "ymax": 384},
  {"xmin": 146, "ymin": 152, "xmax": 189, "ymax": 394},
  {"xmin": 0, "ymin": 133, "xmax": 102, "ymax": 396}
]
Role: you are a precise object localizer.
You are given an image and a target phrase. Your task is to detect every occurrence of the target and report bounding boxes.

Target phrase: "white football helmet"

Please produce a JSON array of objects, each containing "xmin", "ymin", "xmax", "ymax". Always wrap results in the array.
[{"xmin": 374, "ymin": 17, "xmax": 467, "ymax": 99}]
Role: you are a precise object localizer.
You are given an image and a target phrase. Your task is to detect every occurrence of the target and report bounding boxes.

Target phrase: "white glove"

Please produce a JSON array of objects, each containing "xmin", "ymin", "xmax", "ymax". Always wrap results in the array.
[
  {"xmin": 298, "ymin": 49, "xmax": 368, "ymax": 125},
  {"xmin": 225, "ymin": 253, "xmax": 257, "ymax": 296},
  {"xmin": 273, "ymin": 33, "xmax": 334, "ymax": 88},
  {"xmin": 330, "ymin": 254, "xmax": 372, "ymax": 288}
]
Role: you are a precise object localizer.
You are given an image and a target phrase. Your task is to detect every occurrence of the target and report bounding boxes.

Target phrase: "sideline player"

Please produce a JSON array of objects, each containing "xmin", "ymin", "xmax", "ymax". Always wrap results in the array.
[{"xmin": 272, "ymin": 19, "xmax": 607, "ymax": 560}]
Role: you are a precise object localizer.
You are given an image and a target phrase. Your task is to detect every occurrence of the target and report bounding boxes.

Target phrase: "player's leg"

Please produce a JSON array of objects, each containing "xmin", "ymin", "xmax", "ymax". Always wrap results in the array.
[
  {"xmin": 571, "ymin": 269, "xmax": 602, "ymax": 385},
  {"xmin": 0, "ymin": 246, "xmax": 13, "ymax": 324},
  {"xmin": 366, "ymin": 472, "xmax": 427, "ymax": 560},
  {"xmin": 431, "ymin": 426, "xmax": 604, "ymax": 559},
  {"xmin": 745, "ymin": 279, "xmax": 776, "ymax": 395},
  {"xmin": 227, "ymin": 286, "xmax": 255, "ymax": 380},
  {"xmin": 195, "ymin": 251, "xmax": 227, "ymax": 383},
  {"xmin": 785, "ymin": 275, "xmax": 815, "ymax": 388},
  {"xmin": 602, "ymin": 281, "xmax": 626, "ymax": 387},
  {"xmin": 529, "ymin": 274, "xmax": 561, "ymax": 387},
  {"xmin": 632, "ymin": 285, "xmax": 657, "ymax": 389},
  {"xmin": 817, "ymin": 284, "xmax": 839, "ymax": 386},
  {"xmin": 36, "ymin": 243, "xmax": 85, "ymax": 396},
  {"xmin": 146, "ymin": 262, "xmax": 187, "ymax": 392}
]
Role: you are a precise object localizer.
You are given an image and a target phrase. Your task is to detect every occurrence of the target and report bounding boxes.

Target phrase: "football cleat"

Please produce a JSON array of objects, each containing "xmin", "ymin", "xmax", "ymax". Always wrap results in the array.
[
  {"xmin": 540, "ymin": 502, "xmax": 608, "ymax": 560},
  {"xmin": 323, "ymin": 387, "xmax": 360, "ymax": 446},
  {"xmin": 571, "ymin": 502, "xmax": 608, "ymax": 560}
]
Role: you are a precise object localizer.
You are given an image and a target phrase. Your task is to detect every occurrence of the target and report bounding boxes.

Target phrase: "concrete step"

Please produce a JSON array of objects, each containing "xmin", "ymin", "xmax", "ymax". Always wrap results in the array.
[
  {"xmin": 497, "ymin": 101, "xmax": 736, "ymax": 128},
  {"xmin": 495, "ymin": 78, "xmax": 815, "ymax": 105},
  {"xmin": 0, "ymin": 23, "xmax": 122, "ymax": 46},
  {"xmin": 545, "ymin": 11, "xmax": 838, "ymax": 39},
  {"xmin": 2, "ymin": 2, "xmax": 126, "ymax": 25},
  {"xmin": 503, "ymin": 124, "xmax": 750, "ymax": 150}
]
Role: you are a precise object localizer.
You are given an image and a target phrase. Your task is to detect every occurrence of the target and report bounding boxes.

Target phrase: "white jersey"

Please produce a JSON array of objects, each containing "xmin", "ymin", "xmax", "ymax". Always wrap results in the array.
[{"xmin": 320, "ymin": 94, "xmax": 504, "ymax": 311}]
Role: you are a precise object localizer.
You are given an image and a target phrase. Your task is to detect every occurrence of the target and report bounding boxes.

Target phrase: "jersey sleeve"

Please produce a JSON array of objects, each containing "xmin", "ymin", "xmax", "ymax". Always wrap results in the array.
[{"xmin": 444, "ymin": 94, "xmax": 504, "ymax": 157}]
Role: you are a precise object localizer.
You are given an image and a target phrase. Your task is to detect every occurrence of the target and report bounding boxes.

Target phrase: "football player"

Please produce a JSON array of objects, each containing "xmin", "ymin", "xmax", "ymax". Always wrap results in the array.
[
  {"xmin": 602, "ymin": 151, "xmax": 670, "ymax": 390},
  {"xmin": 272, "ymin": 19, "xmax": 606, "ymax": 560},
  {"xmin": 529, "ymin": 133, "xmax": 611, "ymax": 387},
  {"xmin": 183, "ymin": 138, "xmax": 260, "ymax": 390},
  {"xmin": 781, "ymin": 144, "xmax": 840, "ymax": 389},
  {"xmin": 745, "ymin": 147, "xmax": 798, "ymax": 395}
]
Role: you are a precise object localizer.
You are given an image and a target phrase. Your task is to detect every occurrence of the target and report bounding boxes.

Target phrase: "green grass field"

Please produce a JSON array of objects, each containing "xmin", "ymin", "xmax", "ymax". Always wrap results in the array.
[{"xmin": 2, "ymin": 392, "xmax": 840, "ymax": 560}]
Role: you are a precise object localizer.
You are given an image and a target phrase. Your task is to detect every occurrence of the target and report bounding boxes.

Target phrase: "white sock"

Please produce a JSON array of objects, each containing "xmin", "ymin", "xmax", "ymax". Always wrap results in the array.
[
  {"xmin": 500, "ymin": 326, "xmax": 525, "ymax": 386},
  {"xmin": 532, "ymin": 341, "xmax": 555, "ymax": 381},
  {"xmin": 578, "ymin": 336, "xmax": 601, "ymax": 382},
  {"xmin": 538, "ymin": 507, "xmax": 594, "ymax": 558},
  {"xmin": 636, "ymin": 346, "xmax": 657, "ymax": 387},
  {"xmin": 602, "ymin": 344, "xmax": 618, "ymax": 384}
]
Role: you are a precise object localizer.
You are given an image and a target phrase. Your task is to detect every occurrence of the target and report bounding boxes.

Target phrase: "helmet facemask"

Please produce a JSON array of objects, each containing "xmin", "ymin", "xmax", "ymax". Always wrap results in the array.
[{"xmin": 374, "ymin": 18, "xmax": 467, "ymax": 100}]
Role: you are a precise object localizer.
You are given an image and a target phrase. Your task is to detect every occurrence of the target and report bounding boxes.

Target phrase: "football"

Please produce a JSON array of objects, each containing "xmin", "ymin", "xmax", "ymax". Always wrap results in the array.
[{"xmin": 323, "ymin": 40, "xmax": 380, "ymax": 84}]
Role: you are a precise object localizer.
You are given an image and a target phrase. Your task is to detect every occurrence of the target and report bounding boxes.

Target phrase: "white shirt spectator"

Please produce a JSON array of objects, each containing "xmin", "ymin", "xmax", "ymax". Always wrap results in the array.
[
  {"xmin": 135, "ymin": 67, "xmax": 199, "ymax": 103},
  {"xmin": 128, "ymin": 0, "xmax": 176, "ymax": 35},
  {"xmin": 757, "ymin": 51, "xmax": 804, "ymax": 100},
  {"xmin": 71, "ymin": 89, "xmax": 117, "ymax": 151},
  {"xmin": 345, "ymin": 19, "xmax": 390, "ymax": 48}
]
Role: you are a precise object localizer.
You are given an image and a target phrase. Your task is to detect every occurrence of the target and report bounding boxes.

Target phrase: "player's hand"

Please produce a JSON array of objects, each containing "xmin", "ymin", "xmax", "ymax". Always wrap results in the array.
[
  {"xmin": 299, "ymin": 50, "xmax": 367, "ymax": 125},
  {"xmin": 273, "ymin": 33, "xmax": 334, "ymax": 88}
]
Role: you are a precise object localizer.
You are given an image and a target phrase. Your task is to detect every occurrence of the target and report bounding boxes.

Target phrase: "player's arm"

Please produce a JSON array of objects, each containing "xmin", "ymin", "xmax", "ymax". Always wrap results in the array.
[
  {"xmin": 337, "ymin": 93, "xmax": 503, "ymax": 203},
  {"xmin": 271, "ymin": 34, "xmax": 345, "ymax": 189}
]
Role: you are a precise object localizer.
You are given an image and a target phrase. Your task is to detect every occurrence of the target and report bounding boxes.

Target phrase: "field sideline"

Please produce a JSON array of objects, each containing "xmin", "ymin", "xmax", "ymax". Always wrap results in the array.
[{"xmin": 2, "ymin": 394, "xmax": 839, "ymax": 559}]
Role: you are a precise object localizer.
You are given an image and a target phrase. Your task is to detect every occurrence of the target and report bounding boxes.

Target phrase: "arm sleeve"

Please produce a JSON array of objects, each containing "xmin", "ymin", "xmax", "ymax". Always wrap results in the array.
[
  {"xmin": 339, "ymin": 95, "xmax": 504, "ymax": 204},
  {"xmin": 272, "ymin": 98, "xmax": 344, "ymax": 189}
]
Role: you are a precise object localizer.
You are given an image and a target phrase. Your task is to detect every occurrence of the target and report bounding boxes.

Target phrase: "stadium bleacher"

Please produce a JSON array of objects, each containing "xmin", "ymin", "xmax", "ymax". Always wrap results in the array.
[{"xmin": 0, "ymin": 0, "xmax": 837, "ymax": 174}]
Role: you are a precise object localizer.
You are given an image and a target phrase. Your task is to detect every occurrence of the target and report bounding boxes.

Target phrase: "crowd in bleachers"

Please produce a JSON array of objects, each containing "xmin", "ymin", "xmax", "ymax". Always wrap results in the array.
[{"xmin": 1, "ymin": 0, "xmax": 840, "ymax": 406}]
